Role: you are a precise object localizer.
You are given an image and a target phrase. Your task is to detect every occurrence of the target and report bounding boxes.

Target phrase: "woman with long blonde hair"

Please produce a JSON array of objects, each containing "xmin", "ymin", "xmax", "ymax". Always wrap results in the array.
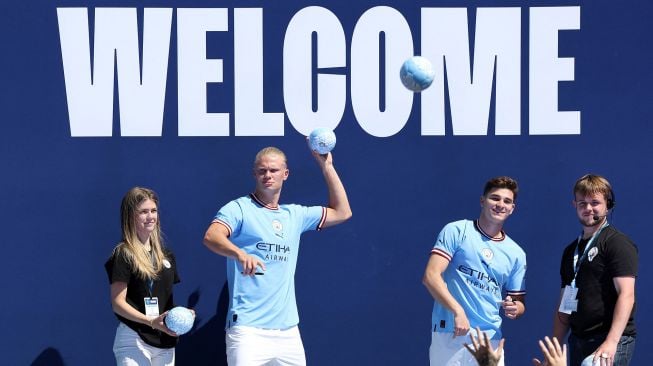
[{"xmin": 105, "ymin": 187, "xmax": 187, "ymax": 365}]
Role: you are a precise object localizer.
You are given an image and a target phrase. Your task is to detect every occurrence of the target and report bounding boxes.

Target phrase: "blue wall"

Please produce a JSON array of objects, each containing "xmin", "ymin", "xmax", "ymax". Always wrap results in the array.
[{"xmin": 2, "ymin": 1, "xmax": 651, "ymax": 365}]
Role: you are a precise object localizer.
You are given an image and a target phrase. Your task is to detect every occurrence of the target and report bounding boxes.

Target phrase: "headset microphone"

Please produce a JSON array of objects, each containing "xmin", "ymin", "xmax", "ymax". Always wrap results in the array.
[{"xmin": 593, "ymin": 214, "xmax": 607, "ymax": 221}]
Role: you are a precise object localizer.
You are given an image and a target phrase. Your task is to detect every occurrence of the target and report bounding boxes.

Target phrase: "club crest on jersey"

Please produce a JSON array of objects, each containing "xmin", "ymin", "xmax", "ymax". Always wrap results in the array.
[
  {"xmin": 481, "ymin": 248, "xmax": 494, "ymax": 262},
  {"xmin": 588, "ymin": 247, "xmax": 598, "ymax": 262},
  {"xmin": 272, "ymin": 219, "xmax": 284, "ymax": 238}
]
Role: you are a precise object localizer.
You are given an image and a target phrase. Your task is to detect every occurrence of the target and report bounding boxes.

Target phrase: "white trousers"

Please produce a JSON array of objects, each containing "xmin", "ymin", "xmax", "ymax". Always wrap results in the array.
[
  {"xmin": 429, "ymin": 332, "xmax": 505, "ymax": 366},
  {"xmin": 113, "ymin": 322, "xmax": 175, "ymax": 366},
  {"xmin": 226, "ymin": 325, "xmax": 305, "ymax": 366}
]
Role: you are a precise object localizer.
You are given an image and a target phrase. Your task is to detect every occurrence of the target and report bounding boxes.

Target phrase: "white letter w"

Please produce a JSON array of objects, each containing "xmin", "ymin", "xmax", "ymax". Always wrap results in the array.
[{"xmin": 57, "ymin": 8, "xmax": 172, "ymax": 136}]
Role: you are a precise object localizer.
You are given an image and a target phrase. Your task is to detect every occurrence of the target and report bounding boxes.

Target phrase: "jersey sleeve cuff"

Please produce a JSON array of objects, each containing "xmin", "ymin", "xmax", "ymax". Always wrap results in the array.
[
  {"xmin": 431, "ymin": 248, "xmax": 452, "ymax": 262},
  {"xmin": 316, "ymin": 207, "xmax": 327, "ymax": 231},
  {"xmin": 212, "ymin": 219, "xmax": 233, "ymax": 237}
]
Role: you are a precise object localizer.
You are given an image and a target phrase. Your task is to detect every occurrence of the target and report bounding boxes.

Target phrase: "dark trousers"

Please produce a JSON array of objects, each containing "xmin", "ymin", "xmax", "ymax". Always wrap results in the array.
[{"xmin": 568, "ymin": 333, "xmax": 636, "ymax": 366}]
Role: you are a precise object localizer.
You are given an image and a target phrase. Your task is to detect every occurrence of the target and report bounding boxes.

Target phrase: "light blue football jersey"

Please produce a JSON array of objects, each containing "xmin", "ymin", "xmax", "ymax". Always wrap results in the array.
[
  {"xmin": 214, "ymin": 194, "xmax": 326, "ymax": 329},
  {"xmin": 430, "ymin": 220, "xmax": 526, "ymax": 339}
]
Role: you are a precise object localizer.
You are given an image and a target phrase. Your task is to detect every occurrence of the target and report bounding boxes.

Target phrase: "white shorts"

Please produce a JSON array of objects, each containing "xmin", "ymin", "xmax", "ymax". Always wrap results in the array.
[
  {"xmin": 113, "ymin": 322, "xmax": 175, "ymax": 366},
  {"xmin": 226, "ymin": 325, "xmax": 305, "ymax": 366},
  {"xmin": 429, "ymin": 331, "xmax": 505, "ymax": 366}
]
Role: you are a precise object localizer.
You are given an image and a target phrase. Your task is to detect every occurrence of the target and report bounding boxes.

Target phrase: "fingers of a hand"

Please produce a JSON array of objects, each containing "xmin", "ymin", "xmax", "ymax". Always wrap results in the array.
[
  {"xmin": 453, "ymin": 327, "xmax": 469, "ymax": 338},
  {"xmin": 464, "ymin": 343, "xmax": 476, "ymax": 355},
  {"xmin": 497, "ymin": 338, "xmax": 505, "ymax": 353},
  {"xmin": 550, "ymin": 337, "xmax": 562, "ymax": 355},
  {"xmin": 468, "ymin": 332, "xmax": 479, "ymax": 349},
  {"xmin": 532, "ymin": 358, "xmax": 543, "ymax": 366},
  {"xmin": 481, "ymin": 329, "xmax": 492, "ymax": 349},
  {"xmin": 453, "ymin": 318, "xmax": 470, "ymax": 338},
  {"xmin": 594, "ymin": 350, "xmax": 612, "ymax": 366},
  {"xmin": 240, "ymin": 258, "xmax": 252, "ymax": 274},
  {"xmin": 538, "ymin": 340, "xmax": 553, "ymax": 360},
  {"xmin": 155, "ymin": 313, "xmax": 167, "ymax": 326},
  {"xmin": 256, "ymin": 259, "xmax": 266, "ymax": 271},
  {"xmin": 241, "ymin": 256, "xmax": 263, "ymax": 275},
  {"xmin": 490, "ymin": 338, "xmax": 504, "ymax": 358},
  {"xmin": 543, "ymin": 336, "xmax": 556, "ymax": 353},
  {"xmin": 154, "ymin": 318, "xmax": 175, "ymax": 336},
  {"xmin": 593, "ymin": 352, "xmax": 604, "ymax": 365},
  {"xmin": 165, "ymin": 328, "xmax": 178, "ymax": 337}
]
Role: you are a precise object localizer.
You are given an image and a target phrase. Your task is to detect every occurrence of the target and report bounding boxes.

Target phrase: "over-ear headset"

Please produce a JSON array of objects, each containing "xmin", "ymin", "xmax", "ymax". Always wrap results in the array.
[{"xmin": 607, "ymin": 187, "xmax": 616, "ymax": 210}]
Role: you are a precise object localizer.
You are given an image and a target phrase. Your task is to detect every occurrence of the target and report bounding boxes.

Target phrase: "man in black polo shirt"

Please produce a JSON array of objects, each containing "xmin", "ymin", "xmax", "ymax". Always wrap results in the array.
[{"xmin": 552, "ymin": 174, "xmax": 638, "ymax": 366}]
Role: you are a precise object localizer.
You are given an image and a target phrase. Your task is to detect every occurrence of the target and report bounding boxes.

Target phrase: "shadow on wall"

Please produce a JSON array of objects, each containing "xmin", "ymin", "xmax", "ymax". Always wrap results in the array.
[
  {"xmin": 176, "ymin": 282, "xmax": 230, "ymax": 365},
  {"xmin": 31, "ymin": 347, "xmax": 65, "ymax": 366},
  {"xmin": 29, "ymin": 284, "xmax": 230, "ymax": 366}
]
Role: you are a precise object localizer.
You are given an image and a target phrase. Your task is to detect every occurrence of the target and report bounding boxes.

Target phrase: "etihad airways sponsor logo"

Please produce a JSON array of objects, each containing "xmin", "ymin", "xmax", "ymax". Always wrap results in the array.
[
  {"xmin": 257, "ymin": 242, "xmax": 290, "ymax": 262},
  {"xmin": 458, "ymin": 264, "xmax": 500, "ymax": 294}
]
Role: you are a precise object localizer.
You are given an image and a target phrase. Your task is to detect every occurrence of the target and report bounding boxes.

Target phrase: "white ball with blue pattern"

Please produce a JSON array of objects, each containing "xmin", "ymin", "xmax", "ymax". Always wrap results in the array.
[
  {"xmin": 400, "ymin": 56, "xmax": 435, "ymax": 92},
  {"xmin": 581, "ymin": 355, "xmax": 603, "ymax": 366},
  {"xmin": 165, "ymin": 306, "xmax": 194, "ymax": 335},
  {"xmin": 308, "ymin": 128, "xmax": 336, "ymax": 155}
]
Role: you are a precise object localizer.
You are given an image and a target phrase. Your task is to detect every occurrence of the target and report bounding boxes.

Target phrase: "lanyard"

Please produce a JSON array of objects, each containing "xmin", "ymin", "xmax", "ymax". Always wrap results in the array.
[
  {"xmin": 147, "ymin": 278, "xmax": 154, "ymax": 297},
  {"xmin": 571, "ymin": 221, "xmax": 608, "ymax": 287},
  {"xmin": 147, "ymin": 251, "xmax": 156, "ymax": 297}
]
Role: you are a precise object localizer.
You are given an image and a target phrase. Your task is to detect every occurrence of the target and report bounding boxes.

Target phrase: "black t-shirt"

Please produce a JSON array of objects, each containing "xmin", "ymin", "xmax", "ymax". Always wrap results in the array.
[
  {"xmin": 105, "ymin": 246, "xmax": 180, "ymax": 348},
  {"xmin": 560, "ymin": 225, "xmax": 638, "ymax": 338}
]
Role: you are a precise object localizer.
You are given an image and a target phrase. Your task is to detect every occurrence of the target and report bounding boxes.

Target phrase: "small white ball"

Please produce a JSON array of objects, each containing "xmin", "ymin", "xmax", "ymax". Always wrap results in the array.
[
  {"xmin": 400, "ymin": 56, "xmax": 435, "ymax": 92},
  {"xmin": 308, "ymin": 128, "xmax": 336, "ymax": 154},
  {"xmin": 581, "ymin": 355, "xmax": 603, "ymax": 366},
  {"xmin": 165, "ymin": 306, "xmax": 194, "ymax": 335}
]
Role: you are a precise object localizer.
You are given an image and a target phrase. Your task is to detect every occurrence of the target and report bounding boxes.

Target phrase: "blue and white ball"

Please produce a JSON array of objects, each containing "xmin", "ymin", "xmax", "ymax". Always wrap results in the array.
[
  {"xmin": 165, "ymin": 306, "xmax": 194, "ymax": 335},
  {"xmin": 581, "ymin": 355, "xmax": 602, "ymax": 366},
  {"xmin": 399, "ymin": 56, "xmax": 435, "ymax": 92},
  {"xmin": 308, "ymin": 128, "xmax": 336, "ymax": 155}
]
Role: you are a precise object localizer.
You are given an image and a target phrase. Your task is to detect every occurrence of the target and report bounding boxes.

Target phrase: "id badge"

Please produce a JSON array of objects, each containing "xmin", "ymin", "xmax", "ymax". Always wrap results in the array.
[
  {"xmin": 558, "ymin": 286, "xmax": 578, "ymax": 314},
  {"xmin": 144, "ymin": 297, "xmax": 160, "ymax": 317}
]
